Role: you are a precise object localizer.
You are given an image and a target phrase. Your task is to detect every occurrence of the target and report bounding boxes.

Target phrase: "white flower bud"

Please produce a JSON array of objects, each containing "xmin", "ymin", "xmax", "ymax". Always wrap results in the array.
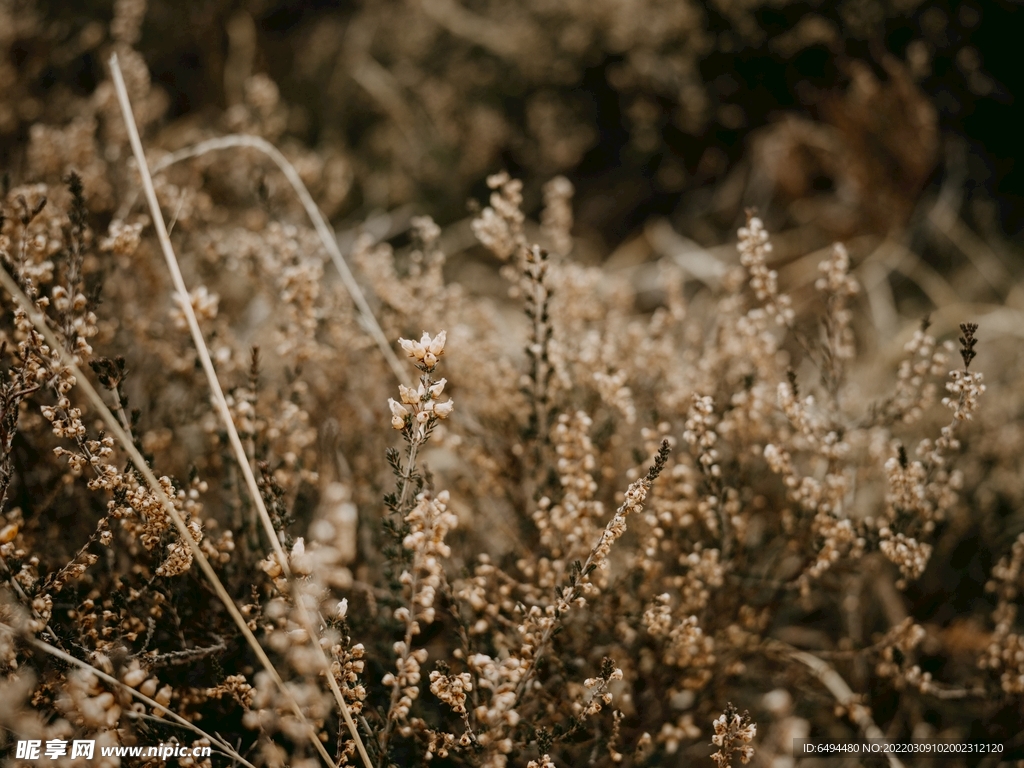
[{"xmin": 427, "ymin": 330, "xmax": 446, "ymax": 356}]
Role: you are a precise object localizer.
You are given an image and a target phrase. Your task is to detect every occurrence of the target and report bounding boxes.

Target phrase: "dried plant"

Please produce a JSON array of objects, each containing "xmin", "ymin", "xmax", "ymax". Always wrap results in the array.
[{"xmin": 0, "ymin": 5, "xmax": 1022, "ymax": 768}]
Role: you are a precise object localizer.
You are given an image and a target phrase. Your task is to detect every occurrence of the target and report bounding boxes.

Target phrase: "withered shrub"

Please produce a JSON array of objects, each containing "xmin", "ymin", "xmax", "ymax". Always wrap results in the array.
[{"xmin": 1, "ymin": 2, "xmax": 1023, "ymax": 768}]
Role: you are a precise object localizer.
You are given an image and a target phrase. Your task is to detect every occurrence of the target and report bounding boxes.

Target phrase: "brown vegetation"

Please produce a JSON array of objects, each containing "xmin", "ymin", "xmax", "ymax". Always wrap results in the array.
[{"xmin": 1, "ymin": 1, "xmax": 1023, "ymax": 767}]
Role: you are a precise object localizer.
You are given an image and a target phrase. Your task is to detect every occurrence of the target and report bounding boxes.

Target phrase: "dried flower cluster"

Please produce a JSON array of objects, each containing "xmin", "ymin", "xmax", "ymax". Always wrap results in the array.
[
  {"xmin": 710, "ymin": 703, "xmax": 757, "ymax": 768},
  {"xmin": 737, "ymin": 216, "xmax": 793, "ymax": 326}
]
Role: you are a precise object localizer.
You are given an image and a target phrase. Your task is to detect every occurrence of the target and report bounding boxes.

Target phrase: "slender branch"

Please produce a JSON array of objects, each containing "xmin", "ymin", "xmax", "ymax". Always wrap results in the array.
[
  {"xmin": 513, "ymin": 442, "xmax": 670, "ymax": 706},
  {"xmin": 110, "ymin": 380, "xmax": 134, "ymax": 442}
]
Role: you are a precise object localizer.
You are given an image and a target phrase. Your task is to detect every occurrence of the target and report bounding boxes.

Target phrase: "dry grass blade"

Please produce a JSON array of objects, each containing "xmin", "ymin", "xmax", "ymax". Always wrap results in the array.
[
  {"xmin": 109, "ymin": 53, "xmax": 374, "ymax": 768},
  {"xmin": 419, "ymin": 0, "xmax": 523, "ymax": 59},
  {"xmin": 149, "ymin": 134, "xmax": 407, "ymax": 385},
  {"xmin": 789, "ymin": 649, "xmax": 904, "ymax": 768},
  {"xmin": 929, "ymin": 202, "xmax": 1013, "ymax": 298},
  {"xmin": 109, "ymin": 54, "xmax": 288, "ymax": 612},
  {"xmin": 645, "ymin": 218, "xmax": 729, "ymax": 287},
  {"xmin": 871, "ymin": 242, "xmax": 960, "ymax": 309},
  {"xmin": 0, "ymin": 623, "xmax": 256, "ymax": 768}
]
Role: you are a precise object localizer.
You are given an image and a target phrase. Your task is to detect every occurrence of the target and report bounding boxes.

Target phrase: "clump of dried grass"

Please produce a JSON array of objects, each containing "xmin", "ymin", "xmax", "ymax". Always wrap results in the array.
[{"xmin": 0, "ymin": 15, "xmax": 1022, "ymax": 768}]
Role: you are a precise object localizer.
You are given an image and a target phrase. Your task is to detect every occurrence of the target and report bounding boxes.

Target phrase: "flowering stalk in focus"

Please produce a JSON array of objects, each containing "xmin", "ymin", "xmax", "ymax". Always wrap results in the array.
[
  {"xmin": 711, "ymin": 703, "xmax": 756, "ymax": 768},
  {"xmin": 380, "ymin": 331, "xmax": 455, "ymax": 763}
]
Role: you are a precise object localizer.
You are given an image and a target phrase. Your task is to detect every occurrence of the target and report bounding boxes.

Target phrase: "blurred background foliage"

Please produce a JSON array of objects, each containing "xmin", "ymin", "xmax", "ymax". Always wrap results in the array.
[{"xmin": 1, "ymin": 0, "xmax": 1021, "ymax": 255}]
